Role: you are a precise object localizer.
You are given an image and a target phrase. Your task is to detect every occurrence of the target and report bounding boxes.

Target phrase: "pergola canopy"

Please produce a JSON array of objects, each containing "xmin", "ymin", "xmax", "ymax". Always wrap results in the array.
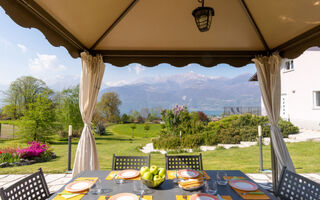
[{"xmin": 1, "ymin": 0, "xmax": 320, "ymax": 67}]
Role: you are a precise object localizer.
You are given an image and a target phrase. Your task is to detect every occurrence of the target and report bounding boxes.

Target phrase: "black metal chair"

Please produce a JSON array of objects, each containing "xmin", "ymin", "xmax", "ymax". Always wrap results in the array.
[
  {"xmin": 165, "ymin": 153, "xmax": 203, "ymax": 170},
  {"xmin": 112, "ymin": 154, "xmax": 151, "ymax": 170},
  {"xmin": 276, "ymin": 166, "xmax": 320, "ymax": 200},
  {"xmin": 0, "ymin": 168, "xmax": 50, "ymax": 200}
]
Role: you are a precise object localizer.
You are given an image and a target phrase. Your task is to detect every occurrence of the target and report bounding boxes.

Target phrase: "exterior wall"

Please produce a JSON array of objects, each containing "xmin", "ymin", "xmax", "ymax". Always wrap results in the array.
[
  {"xmin": 260, "ymin": 48, "xmax": 320, "ymax": 130},
  {"xmin": 281, "ymin": 49, "xmax": 320, "ymax": 130}
]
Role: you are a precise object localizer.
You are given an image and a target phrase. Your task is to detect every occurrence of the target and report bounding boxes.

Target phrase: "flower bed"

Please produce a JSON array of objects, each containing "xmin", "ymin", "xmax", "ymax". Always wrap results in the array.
[{"xmin": 0, "ymin": 141, "xmax": 56, "ymax": 168}]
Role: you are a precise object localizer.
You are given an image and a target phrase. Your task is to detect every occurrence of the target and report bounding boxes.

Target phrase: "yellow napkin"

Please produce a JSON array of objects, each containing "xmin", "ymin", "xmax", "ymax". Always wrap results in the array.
[
  {"xmin": 167, "ymin": 170, "xmax": 211, "ymax": 180},
  {"xmin": 52, "ymin": 177, "xmax": 98, "ymax": 200},
  {"xmin": 176, "ymin": 195, "xmax": 232, "ymax": 200},
  {"xmin": 105, "ymin": 171, "xmax": 141, "ymax": 180},
  {"xmin": 98, "ymin": 195, "xmax": 153, "ymax": 200}
]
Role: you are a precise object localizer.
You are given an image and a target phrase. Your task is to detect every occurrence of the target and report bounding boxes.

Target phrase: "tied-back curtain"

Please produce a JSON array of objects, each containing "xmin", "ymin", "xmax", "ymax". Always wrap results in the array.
[
  {"xmin": 252, "ymin": 53, "xmax": 295, "ymax": 177},
  {"xmin": 72, "ymin": 52, "xmax": 105, "ymax": 177}
]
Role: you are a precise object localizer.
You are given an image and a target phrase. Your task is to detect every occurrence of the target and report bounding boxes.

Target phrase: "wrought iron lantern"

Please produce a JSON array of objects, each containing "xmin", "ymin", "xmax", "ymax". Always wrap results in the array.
[{"xmin": 192, "ymin": 0, "xmax": 214, "ymax": 32}]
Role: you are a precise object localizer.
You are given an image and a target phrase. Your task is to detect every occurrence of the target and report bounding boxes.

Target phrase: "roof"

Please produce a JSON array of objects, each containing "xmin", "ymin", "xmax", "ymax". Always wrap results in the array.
[{"xmin": 1, "ymin": 0, "xmax": 320, "ymax": 67}]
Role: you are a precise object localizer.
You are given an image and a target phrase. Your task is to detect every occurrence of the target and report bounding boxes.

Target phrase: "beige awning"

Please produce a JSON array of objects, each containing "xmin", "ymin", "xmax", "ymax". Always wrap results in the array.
[{"xmin": 1, "ymin": 0, "xmax": 319, "ymax": 67}]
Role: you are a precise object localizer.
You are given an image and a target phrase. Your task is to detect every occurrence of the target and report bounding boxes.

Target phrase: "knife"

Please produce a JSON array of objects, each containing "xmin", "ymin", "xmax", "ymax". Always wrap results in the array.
[{"xmin": 217, "ymin": 194, "xmax": 225, "ymax": 200}]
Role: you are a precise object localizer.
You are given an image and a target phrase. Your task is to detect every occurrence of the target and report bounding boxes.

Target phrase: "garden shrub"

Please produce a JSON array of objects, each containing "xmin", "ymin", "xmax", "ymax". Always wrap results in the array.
[{"xmin": 153, "ymin": 111, "xmax": 300, "ymax": 150}]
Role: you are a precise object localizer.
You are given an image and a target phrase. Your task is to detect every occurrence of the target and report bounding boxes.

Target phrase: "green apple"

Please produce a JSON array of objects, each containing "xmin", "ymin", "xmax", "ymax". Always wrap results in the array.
[
  {"xmin": 142, "ymin": 171, "xmax": 153, "ymax": 181},
  {"xmin": 153, "ymin": 175, "xmax": 162, "ymax": 181},
  {"xmin": 158, "ymin": 168, "xmax": 166, "ymax": 177},
  {"xmin": 150, "ymin": 165, "xmax": 159, "ymax": 175},
  {"xmin": 140, "ymin": 166, "xmax": 150, "ymax": 176}
]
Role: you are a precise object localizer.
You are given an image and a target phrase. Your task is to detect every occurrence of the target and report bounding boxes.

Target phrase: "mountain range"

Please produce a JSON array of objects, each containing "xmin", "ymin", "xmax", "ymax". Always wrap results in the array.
[{"xmin": 99, "ymin": 72, "xmax": 261, "ymax": 115}]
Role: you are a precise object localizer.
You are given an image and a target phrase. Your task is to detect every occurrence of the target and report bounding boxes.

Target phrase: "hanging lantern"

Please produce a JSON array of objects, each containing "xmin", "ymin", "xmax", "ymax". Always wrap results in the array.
[{"xmin": 192, "ymin": 0, "xmax": 214, "ymax": 32}]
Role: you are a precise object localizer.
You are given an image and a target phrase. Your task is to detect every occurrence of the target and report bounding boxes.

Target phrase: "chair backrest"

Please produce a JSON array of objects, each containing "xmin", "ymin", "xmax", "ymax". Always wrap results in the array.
[
  {"xmin": 165, "ymin": 153, "xmax": 203, "ymax": 170},
  {"xmin": 277, "ymin": 166, "xmax": 320, "ymax": 200},
  {"xmin": 112, "ymin": 154, "xmax": 151, "ymax": 170},
  {"xmin": 0, "ymin": 168, "xmax": 50, "ymax": 200}
]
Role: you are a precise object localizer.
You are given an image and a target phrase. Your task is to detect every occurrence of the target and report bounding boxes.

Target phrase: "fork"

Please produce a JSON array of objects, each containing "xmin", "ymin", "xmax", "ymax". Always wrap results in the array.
[{"xmin": 241, "ymin": 192, "xmax": 265, "ymax": 195}]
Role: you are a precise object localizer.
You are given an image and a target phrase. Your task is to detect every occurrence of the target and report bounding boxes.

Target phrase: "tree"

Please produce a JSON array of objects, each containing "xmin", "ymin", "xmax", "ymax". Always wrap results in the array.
[
  {"xmin": 3, "ymin": 76, "xmax": 48, "ymax": 119},
  {"xmin": 96, "ymin": 92, "xmax": 121, "ymax": 123},
  {"xmin": 56, "ymin": 85, "xmax": 83, "ymax": 134},
  {"xmin": 130, "ymin": 109, "xmax": 140, "ymax": 122},
  {"xmin": 144, "ymin": 123, "xmax": 150, "ymax": 137},
  {"xmin": 130, "ymin": 123, "xmax": 137, "ymax": 138},
  {"xmin": 140, "ymin": 108, "xmax": 150, "ymax": 120},
  {"xmin": 18, "ymin": 90, "xmax": 57, "ymax": 142},
  {"xmin": 120, "ymin": 113, "xmax": 130, "ymax": 123}
]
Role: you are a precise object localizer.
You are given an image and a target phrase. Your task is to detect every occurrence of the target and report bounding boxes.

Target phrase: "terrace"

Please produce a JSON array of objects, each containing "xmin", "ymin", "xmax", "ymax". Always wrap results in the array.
[{"xmin": 0, "ymin": 0, "xmax": 320, "ymax": 199}]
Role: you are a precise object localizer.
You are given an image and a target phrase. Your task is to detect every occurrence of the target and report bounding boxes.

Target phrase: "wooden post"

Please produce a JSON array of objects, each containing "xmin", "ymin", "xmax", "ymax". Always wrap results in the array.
[
  {"xmin": 258, "ymin": 125, "xmax": 263, "ymax": 171},
  {"xmin": 67, "ymin": 125, "xmax": 72, "ymax": 172}
]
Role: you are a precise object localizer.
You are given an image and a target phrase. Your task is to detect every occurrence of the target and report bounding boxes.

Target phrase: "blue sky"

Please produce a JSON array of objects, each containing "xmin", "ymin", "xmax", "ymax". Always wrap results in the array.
[{"xmin": 0, "ymin": 7, "xmax": 256, "ymax": 91}]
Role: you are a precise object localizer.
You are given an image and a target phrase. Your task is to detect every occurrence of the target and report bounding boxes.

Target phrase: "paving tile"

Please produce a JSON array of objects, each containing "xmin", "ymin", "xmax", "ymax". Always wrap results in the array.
[
  {"xmin": 49, "ymin": 177, "xmax": 72, "ymax": 185},
  {"xmin": 49, "ymin": 184, "xmax": 65, "ymax": 193},
  {"xmin": 0, "ymin": 175, "xmax": 8, "ymax": 179},
  {"xmin": 45, "ymin": 174, "xmax": 67, "ymax": 183}
]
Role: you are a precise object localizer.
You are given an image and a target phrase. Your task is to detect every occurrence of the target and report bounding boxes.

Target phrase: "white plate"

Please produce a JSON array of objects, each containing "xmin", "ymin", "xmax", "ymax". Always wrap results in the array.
[
  {"xmin": 229, "ymin": 180, "xmax": 258, "ymax": 191},
  {"xmin": 118, "ymin": 170, "xmax": 140, "ymax": 179},
  {"xmin": 177, "ymin": 169, "xmax": 199, "ymax": 178}
]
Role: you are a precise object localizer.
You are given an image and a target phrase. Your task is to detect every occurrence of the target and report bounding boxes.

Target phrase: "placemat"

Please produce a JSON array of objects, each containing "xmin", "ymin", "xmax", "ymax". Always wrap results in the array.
[
  {"xmin": 98, "ymin": 195, "xmax": 152, "ymax": 200},
  {"xmin": 167, "ymin": 170, "xmax": 211, "ymax": 180},
  {"xmin": 52, "ymin": 177, "xmax": 98, "ymax": 200},
  {"xmin": 105, "ymin": 171, "xmax": 141, "ymax": 180},
  {"xmin": 176, "ymin": 195, "xmax": 232, "ymax": 200},
  {"xmin": 225, "ymin": 176, "xmax": 270, "ymax": 200}
]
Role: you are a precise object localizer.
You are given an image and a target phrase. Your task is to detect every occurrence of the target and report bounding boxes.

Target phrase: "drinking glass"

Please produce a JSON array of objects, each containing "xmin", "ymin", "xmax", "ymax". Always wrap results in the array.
[
  {"xmin": 216, "ymin": 171, "xmax": 228, "ymax": 185},
  {"xmin": 204, "ymin": 180, "xmax": 217, "ymax": 195},
  {"xmin": 133, "ymin": 181, "xmax": 145, "ymax": 195},
  {"xmin": 113, "ymin": 174, "xmax": 124, "ymax": 184},
  {"xmin": 90, "ymin": 178, "xmax": 102, "ymax": 195}
]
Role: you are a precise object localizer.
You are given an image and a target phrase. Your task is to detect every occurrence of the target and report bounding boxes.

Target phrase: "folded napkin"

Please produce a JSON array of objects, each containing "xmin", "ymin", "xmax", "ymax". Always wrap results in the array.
[
  {"xmin": 98, "ymin": 195, "xmax": 152, "ymax": 200},
  {"xmin": 167, "ymin": 170, "xmax": 211, "ymax": 180},
  {"xmin": 52, "ymin": 177, "xmax": 98, "ymax": 200},
  {"xmin": 226, "ymin": 176, "xmax": 270, "ymax": 200},
  {"xmin": 53, "ymin": 190, "xmax": 85, "ymax": 200},
  {"xmin": 105, "ymin": 171, "xmax": 141, "ymax": 180},
  {"xmin": 176, "ymin": 195, "xmax": 232, "ymax": 200}
]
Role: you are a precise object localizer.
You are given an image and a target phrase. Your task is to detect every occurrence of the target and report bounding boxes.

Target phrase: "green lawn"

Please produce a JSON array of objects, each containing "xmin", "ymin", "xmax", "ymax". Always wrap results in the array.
[
  {"xmin": 0, "ymin": 123, "xmax": 319, "ymax": 174},
  {"xmin": 107, "ymin": 123, "xmax": 162, "ymax": 138}
]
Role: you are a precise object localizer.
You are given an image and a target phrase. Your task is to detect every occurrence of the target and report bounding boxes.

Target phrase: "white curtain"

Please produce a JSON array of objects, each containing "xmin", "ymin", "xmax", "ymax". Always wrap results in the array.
[
  {"xmin": 252, "ymin": 53, "xmax": 295, "ymax": 176},
  {"xmin": 72, "ymin": 52, "xmax": 105, "ymax": 177}
]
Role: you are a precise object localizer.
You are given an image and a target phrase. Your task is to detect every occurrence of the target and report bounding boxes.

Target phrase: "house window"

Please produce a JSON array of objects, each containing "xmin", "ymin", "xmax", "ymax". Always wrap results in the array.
[
  {"xmin": 284, "ymin": 60, "xmax": 294, "ymax": 71},
  {"xmin": 314, "ymin": 91, "xmax": 320, "ymax": 109}
]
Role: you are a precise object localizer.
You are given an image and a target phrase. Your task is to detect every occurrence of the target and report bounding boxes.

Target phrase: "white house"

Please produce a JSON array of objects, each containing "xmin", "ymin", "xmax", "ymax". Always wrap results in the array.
[{"xmin": 251, "ymin": 47, "xmax": 320, "ymax": 130}]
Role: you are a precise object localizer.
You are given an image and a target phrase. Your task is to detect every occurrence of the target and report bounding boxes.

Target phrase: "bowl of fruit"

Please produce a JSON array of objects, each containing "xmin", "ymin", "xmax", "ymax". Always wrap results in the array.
[{"xmin": 140, "ymin": 165, "xmax": 166, "ymax": 188}]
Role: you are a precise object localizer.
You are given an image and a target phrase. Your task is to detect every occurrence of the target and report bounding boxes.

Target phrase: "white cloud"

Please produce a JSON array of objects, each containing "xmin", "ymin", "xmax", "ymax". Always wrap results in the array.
[
  {"xmin": 105, "ymin": 80, "xmax": 131, "ymax": 87},
  {"xmin": 17, "ymin": 44, "xmax": 27, "ymax": 53},
  {"xmin": 0, "ymin": 38, "xmax": 12, "ymax": 48},
  {"xmin": 29, "ymin": 53, "xmax": 66, "ymax": 73},
  {"xmin": 134, "ymin": 64, "xmax": 145, "ymax": 75}
]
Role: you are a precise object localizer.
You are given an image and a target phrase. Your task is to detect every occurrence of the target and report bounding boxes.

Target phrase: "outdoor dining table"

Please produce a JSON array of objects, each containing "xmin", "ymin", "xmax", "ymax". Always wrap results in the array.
[{"xmin": 49, "ymin": 170, "xmax": 277, "ymax": 200}]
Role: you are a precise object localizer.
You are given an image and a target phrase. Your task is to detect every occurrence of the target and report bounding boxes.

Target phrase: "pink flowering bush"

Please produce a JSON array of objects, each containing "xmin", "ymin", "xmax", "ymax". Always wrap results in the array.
[{"xmin": 17, "ymin": 141, "xmax": 50, "ymax": 159}]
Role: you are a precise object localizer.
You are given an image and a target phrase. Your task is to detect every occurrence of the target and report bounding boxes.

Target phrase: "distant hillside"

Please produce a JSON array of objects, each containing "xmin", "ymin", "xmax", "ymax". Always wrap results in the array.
[{"xmin": 99, "ymin": 72, "xmax": 261, "ymax": 114}]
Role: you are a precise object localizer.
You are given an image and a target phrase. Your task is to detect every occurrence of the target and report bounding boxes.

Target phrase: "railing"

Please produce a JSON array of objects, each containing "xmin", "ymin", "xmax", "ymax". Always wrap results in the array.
[
  {"xmin": 223, "ymin": 106, "xmax": 261, "ymax": 116},
  {"xmin": 0, "ymin": 123, "xmax": 17, "ymax": 139}
]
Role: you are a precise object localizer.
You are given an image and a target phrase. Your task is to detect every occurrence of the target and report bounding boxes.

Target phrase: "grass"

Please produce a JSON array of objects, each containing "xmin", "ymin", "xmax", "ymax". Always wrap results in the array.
[
  {"xmin": 0, "ymin": 123, "xmax": 319, "ymax": 174},
  {"xmin": 107, "ymin": 123, "xmax": 162, "ymax": 138}
]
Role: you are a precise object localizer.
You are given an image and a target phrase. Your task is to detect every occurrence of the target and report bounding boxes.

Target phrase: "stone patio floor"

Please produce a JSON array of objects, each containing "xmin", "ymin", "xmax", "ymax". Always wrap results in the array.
[{"xmin": 0, "ymin": 173, "xmax": 319, "ymax": 194}]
